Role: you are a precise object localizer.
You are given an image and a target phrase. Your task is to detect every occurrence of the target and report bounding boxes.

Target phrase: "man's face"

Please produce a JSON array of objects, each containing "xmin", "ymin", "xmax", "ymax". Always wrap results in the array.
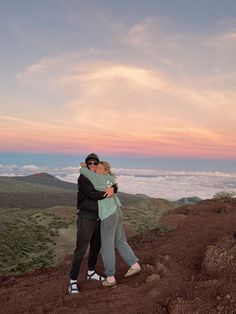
[{"xmin": 87, "ymin": 159, "xmax": 98, "ymax": 172}]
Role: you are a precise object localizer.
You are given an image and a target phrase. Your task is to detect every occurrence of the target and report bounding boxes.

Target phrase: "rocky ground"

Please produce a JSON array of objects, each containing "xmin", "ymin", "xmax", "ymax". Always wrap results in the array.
[{"xmin": 1, "ymin": 198, "xmax": 236, "ymax": 314}]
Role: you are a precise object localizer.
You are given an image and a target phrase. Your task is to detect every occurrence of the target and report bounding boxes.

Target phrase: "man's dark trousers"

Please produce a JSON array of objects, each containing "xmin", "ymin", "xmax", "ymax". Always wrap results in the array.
[{"xmin": 70, "ymin": 214, "xmax": 101, "ymax": 280}]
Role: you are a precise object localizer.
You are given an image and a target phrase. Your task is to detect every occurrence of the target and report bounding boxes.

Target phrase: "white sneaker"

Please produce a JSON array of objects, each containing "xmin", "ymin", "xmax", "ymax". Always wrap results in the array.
[
  {"xmin": 68, "ymin": 281, "xmax": 79, "ymax": 294},
  {"xmin": 87, "ymin": 271, "xmax": 105, "ymax": 281}
]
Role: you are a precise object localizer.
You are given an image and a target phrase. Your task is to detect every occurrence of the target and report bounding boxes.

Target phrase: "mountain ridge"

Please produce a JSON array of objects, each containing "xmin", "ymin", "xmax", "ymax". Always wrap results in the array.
[{"xmin": 15, "ymin": 172, "xmax": 77, "ymax": 190}]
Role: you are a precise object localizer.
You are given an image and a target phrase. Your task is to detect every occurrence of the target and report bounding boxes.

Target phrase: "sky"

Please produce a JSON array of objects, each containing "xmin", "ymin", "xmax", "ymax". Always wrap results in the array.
[{"xmin": 0, "ymin": 0, "xmax": 236, "ymax": 171}]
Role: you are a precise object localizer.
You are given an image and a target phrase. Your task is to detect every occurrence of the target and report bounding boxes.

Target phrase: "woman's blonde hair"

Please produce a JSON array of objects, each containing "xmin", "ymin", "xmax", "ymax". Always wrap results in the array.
[{"xmin": 100, "ymin": 161, "xmax": 112, "ymax": 174}]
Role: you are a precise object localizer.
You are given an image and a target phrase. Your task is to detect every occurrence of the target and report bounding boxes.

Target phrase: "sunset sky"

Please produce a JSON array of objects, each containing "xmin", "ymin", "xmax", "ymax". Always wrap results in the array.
[{"xmin": 1, "ymin": 0, "xmax": 236, "ymax": 169}]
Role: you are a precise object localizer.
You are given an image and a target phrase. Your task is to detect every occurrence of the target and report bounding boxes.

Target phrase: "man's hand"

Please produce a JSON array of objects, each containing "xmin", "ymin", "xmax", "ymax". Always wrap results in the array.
[{"xmin": 103, "ymin": 186, "xmax": 114, "ymax": 198}]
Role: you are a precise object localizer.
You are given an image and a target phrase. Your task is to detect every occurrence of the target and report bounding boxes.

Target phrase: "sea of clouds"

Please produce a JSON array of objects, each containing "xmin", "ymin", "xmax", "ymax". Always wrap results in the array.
[{"xmin": 1, "ymin": 164, "xmax": 236, "ymax": 201}]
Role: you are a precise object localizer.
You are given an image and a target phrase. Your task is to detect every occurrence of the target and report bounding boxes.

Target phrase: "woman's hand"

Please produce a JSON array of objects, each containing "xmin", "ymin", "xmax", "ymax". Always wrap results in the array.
[{"xmin": 103, "ymin": 186, "xmax": 114, "ymax": 198}]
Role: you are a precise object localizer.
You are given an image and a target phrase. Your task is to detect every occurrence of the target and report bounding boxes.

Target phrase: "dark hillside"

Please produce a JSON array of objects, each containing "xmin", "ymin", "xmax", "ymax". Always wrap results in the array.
[{"xmin": 0, "ymin": 191, "xmax": 76, "ymax": 208}]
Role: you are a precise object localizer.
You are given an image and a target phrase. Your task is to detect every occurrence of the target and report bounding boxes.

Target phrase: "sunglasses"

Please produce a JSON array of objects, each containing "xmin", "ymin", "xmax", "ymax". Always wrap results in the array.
[{"xmin": 88, "ymin": 161, "xmax": 98, "ymax": 166}]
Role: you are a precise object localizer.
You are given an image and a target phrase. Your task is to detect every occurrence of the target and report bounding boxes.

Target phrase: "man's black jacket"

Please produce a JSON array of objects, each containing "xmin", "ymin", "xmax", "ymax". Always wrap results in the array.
[{"xmin": 77, "ymin": 174, "xmax": 118, "ymax": 219}]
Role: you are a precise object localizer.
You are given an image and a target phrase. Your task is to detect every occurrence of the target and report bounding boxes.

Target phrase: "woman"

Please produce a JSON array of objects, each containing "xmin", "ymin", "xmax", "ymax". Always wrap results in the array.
[{"xmin": 79, "ymin": 161, "xmax": 141, "ymax": 286}]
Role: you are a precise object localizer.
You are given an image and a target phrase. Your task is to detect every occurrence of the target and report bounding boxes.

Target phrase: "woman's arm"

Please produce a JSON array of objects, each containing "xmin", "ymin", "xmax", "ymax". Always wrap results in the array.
[
  {"xmin": 79, "ymin": 166, "xmax": 91, "ymax": 176},
  {"xmin": 79, "ymin": 167, "xmax": 98, "ymax": 182},
  {"xmin": 79, "ymin": 163, "xmax": 117, "ymax": 196},
  {"xmin": 79, "ymin": 165, "xmax": 104, "ymax": 192}
]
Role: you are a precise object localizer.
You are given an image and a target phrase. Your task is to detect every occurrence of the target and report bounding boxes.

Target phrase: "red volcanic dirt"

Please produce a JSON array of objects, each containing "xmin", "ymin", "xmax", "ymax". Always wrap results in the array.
[{"xmin": 1, "ymin": 199, "xmax": 236, "ymax": 314}]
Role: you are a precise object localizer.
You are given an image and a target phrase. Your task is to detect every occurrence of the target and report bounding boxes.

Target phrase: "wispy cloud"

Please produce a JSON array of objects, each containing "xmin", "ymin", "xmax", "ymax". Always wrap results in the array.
[
  {"xmin": 13, "ymin": 49, "xmax": 236, "ymax": 157},
  {"xmin": 1, "ymin": 5, "xmax": 235, "ymax": 159}
]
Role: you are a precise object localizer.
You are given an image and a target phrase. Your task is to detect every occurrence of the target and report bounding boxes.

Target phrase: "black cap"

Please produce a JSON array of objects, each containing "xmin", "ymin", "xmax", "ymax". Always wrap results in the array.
[{"xmin": 85, "ymin": 153, "xmax": 100, "ymax": 165}]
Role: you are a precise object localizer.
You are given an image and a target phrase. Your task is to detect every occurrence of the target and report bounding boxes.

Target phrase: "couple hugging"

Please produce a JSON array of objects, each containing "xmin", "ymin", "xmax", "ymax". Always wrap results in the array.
[{"xmin": 69, "ymin": 153, "xmax": 141, "ymax": 294}]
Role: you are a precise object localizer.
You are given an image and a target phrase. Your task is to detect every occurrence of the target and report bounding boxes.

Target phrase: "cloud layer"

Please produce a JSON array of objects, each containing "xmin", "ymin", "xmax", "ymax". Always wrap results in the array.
[{"xmin": 1, "ymin": 164, "xmax": 235, "ymax": 201}]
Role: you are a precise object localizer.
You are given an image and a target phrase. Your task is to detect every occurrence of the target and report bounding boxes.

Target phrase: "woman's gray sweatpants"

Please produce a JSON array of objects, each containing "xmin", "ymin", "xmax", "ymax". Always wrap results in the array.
[{"xmin": 100, "ymin": 207, "xmax": 138, "ymax": 276}]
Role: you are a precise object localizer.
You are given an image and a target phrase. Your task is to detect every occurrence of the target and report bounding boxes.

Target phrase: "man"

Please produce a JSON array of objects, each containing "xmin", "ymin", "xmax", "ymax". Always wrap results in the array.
[{"xmin": 68, "ymin": 153, "xmax": 117, "ymax": 294}]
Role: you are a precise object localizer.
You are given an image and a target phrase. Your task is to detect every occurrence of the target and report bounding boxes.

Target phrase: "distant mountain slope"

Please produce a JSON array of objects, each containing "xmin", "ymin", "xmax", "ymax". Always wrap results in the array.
[
  {"xmin": 0, "ymin": 174, "xmax": 77, "ymax": 208},
  {"xmin": 0, "ymin": 174, "xmax": 76, "ymax": 193},
  {"xmin": 15, "ymin": 172, "xmax": 77, "ymax": 190}
]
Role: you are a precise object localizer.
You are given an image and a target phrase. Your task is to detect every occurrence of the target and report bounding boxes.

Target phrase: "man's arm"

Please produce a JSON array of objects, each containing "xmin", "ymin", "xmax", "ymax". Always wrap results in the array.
[
  {"xmin": 78, "ymin": 175, "xmax": 106, "ymax": 200},
  {"xmin": 112, "ymin": 184, "xmax": 118, "ymax": 193}
]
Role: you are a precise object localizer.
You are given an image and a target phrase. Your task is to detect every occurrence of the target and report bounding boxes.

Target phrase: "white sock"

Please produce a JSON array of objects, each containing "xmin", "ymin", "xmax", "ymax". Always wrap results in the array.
[
  {"xmin": 69, "ymin": 279, "xmax": 79, "ymax": 294},
  {"xmin": 70, "ymin": 279, "xmax": 78, "ymax": 289},
  {"xmin": 87, "ymin": 270, "xmax": 104, "ymax": 281}
]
